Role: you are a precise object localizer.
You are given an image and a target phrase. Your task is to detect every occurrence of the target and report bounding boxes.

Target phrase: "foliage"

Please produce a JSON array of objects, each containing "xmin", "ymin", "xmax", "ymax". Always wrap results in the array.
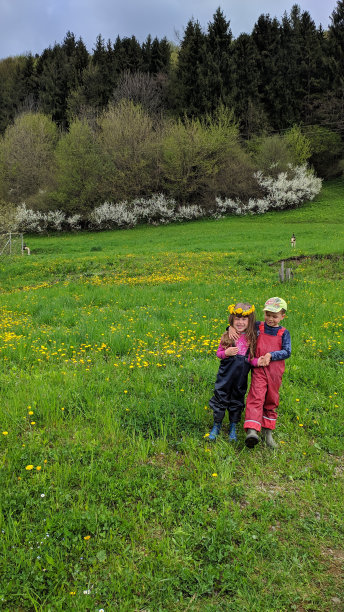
[
  {"xmin": 160, "ymin": 107, "xmax": 241, "ymax": 203},
  {"xmin": 0, "ymin": 199, "xmax": 17, "ymax": 231},
  {"xmin": 285, "ymin": 125, "xmax": 312, "ymax": 166},
  {"xmin": 249, "ymin": 134, "xmax": 294, "ymax": 176},
  {"xmin": 98, "ymin": 100, "xmax": 157, "ymax": 202},
  {"xmin": 302, "ymin": 125, "xmax": 343, "ymax": 177},
  {"xmin": 0, "ymin": 112, "xmax": 58, "ymax": 204},
  {"xmin": 54, "ymin": 118, "xmax": 102, "ymax": 213}
]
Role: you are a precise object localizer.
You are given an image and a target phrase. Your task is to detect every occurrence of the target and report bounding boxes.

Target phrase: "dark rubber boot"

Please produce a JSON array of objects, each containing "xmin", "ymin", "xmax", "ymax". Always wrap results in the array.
[
  {"xmin": 262, "ymin": 427, "xmax": 277, "ymax": 448},
  {"xmin": 208, "ymin": 422, "xmax": 222, "ymax": 441},
  {"xmin": 229, "ymin": 422, "xmax": 237, "ymax": 442},
  {"xmin": 245, "ymin": 428, "xmax": 259, "ymax": 448}
]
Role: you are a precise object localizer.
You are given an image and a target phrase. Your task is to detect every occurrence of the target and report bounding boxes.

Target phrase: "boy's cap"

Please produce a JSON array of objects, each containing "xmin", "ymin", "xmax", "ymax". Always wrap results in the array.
[{"xmin": 263, "ymin": 297, "xmax": 287, "ymax": 312}]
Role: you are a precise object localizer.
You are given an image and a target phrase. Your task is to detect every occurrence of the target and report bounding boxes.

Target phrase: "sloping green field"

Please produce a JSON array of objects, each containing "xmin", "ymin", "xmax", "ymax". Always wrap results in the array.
[{"xmin": 0, "ymin": 181, "xmax": 343, "ymax": 611}]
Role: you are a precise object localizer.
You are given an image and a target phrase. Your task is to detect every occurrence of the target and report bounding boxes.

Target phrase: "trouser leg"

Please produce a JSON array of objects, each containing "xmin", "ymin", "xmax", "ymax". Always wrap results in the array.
[
  {"xmin": 228, "ymin": 359, "xmax": 250, "ymax": 423},
  {"xmin": 209, "ymin": 359, "xmax": 235, "ymax": 423},
  {"xmin": 262, "ymin": 376, "xmax": 282, "ymax": 430},
  {"xmin": 244, "ymin": 369, "xmax": 268, "ymax": 432}
]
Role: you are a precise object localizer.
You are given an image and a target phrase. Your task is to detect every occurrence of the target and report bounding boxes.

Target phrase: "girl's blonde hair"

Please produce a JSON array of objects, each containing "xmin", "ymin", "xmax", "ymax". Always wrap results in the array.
[{"xmin": 220, "ymin": 302, "xmax": 257, "ymax": 358}]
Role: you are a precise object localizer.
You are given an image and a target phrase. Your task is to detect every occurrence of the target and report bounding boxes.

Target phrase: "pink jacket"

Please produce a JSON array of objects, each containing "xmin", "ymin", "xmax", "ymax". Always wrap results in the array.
[{"xmin": 217, "ymin": 333, "xmax": 258, "ymax": 366}]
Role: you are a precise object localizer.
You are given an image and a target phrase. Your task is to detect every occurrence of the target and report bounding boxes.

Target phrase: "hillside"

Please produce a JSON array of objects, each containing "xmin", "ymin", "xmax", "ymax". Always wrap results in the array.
[{"xmin": 0, "ymin": 181, "xmax": 343, "ymax": 611}]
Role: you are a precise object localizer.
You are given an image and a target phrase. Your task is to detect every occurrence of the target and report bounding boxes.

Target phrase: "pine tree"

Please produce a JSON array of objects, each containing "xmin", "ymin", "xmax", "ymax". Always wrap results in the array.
[
  {"xmin": 36, "ymin": 44, "xmax": 70, "ymax": 126},
  {"xmin": 328, "ymin": 0, "xmax": 344, "ymax": 90},
  {"xmin": 232, "ymin": 34, "xmax": 267, "ymax": 137},
  {"xmin": 205, "ymin": 7, "xmax": 233, "ymax": 112},
  {"xmin": 176, "ymin": 20, "xmax": 209, "ymax": 116},
  {"xmin": 150, "ymin": 37, "xmax": 170, "ymax": 74},
  {"xmin": 91, "ymin": 35, "xmax": 117, "ymax": 107},
  {"xmin": 252, "ymin": 14, "xmax": 281, "ymax": 129}
]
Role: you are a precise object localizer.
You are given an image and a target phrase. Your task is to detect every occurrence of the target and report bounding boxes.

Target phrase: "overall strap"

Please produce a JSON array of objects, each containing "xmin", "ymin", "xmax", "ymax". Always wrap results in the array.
[
  {"xmin": 277, "ymin": 327, "xmax": 285, "ymax": 337},
  {"xmin": 259, "ymin": 322, "xmax": 265, "ymax": 333}
]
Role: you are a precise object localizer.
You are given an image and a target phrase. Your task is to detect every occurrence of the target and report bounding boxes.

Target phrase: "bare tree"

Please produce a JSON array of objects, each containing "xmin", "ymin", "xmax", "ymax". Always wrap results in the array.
[{"xmin": 112, "ymin": 70, "xmax": 166, "ymax": 116}]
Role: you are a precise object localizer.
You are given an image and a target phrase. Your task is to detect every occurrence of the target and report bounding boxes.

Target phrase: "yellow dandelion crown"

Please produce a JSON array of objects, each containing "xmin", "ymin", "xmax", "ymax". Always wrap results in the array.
[{"xmin": 228, "ymin": 303, "xmax": 255, "ymax": 316}]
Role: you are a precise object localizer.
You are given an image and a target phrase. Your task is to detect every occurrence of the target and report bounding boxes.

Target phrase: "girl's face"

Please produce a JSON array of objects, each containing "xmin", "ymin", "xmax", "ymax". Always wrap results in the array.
[{"xmin": 233, "ymin": 316, "xmax": 249, "ymax": 333}]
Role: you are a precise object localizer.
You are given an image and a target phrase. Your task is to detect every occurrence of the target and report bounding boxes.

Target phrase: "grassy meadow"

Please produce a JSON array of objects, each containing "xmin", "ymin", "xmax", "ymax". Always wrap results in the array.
[{"xmin": 0, "ymin": 180, "xmax": 343, "ymax": 611}]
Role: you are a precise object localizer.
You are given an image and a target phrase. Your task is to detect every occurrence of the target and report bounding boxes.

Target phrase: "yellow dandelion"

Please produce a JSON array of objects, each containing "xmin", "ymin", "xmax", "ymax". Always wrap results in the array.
[
  {"xmin": 299, "ymin": 424, "xmax": 304, "ymax": 427},
  {"xmin": 36, "ymin": 466, "xmax": 42, "ymax": 471},
  {"xmin": 212, "ymin": 473, "xmax": 218, "ymax": 477},
  {"xmin": 2, "ymin": 431, "xmax": 8, "ymax": 435},
  {"xmin": 295, "ymin": 399, "xmax": 300, "ymax": 402},
  {"xmin": 204, "ymin": 433, "xmax": 210, "ymax": 438},
  {"xmin": 25, "ymin": 465, "xmax": 34, "ymax": 470},
  {"xmin": 28, "ymin": 411, "xmax": 34, "ymax": 415},
  {"xmin": 84, "ymin": 535, "xmax": 91, "ymax": 540}
]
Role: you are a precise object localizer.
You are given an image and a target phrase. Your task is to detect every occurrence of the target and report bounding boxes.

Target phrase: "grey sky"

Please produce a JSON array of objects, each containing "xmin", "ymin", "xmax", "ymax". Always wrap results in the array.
[{"xmin": 0, "ymin": 0, "xmax": 338, "ymax": 59}]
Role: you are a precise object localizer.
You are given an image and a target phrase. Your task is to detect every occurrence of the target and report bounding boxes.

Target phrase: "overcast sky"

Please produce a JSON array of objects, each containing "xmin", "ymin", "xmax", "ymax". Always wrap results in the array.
[{"xmin": 0, "ymin": 0, "xmax": 338, "ymax": 59}]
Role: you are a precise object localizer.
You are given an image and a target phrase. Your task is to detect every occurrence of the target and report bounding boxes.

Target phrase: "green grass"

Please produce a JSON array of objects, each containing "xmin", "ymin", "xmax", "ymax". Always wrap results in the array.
[{"xmin": 0, "ymin": 180, "xmax": 343, "ymax": 611}]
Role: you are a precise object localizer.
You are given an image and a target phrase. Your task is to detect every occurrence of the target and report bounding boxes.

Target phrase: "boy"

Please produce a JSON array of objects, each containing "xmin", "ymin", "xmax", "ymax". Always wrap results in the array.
[{"xmin": 244, "ymin": 297, "xmax": 291, "ymax": 448}]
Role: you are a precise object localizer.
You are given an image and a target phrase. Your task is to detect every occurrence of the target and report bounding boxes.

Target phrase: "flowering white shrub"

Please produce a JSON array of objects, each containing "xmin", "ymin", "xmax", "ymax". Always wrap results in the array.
[
  {"xmin": 216, "ymin": 165, "xmax": 322, "ymax": 215},
  {"xmin": 15, "ymin": 204, "xmax": 45, "ymax": 233},
  {"xmin": 132, "ymin": 194, "xmax": 176, "ymax": 224},
  {"xmin": 44, "ymin": 210, "xmax": 65, "ymax": 231},
  {"xmin": 89, "ymin": 194, "xmax": 204, "ymax": 229},
  {"xmin": 12, "ymin": 166, "xmax": 322, "ymax": 233},
  {"xmin": 175, "ymin": 205, "xmax": 203, "ymax": 221},
  {"xmin": 89, "ymin": 201, "xmax": 138, "ymax": 229},
  {"xmin": 66, "ymin": 214, "xmax": 82, "ymax": 231}
]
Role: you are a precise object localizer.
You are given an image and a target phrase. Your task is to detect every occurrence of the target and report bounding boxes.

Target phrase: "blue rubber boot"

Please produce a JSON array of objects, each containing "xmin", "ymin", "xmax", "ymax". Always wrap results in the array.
[
  {"xmin": 208, "ymin": 422, "xmax": 222, "ymax": 441},
  {"xmin": 229, "ymin": 422, "xmax": 237, "ymax": 442}
]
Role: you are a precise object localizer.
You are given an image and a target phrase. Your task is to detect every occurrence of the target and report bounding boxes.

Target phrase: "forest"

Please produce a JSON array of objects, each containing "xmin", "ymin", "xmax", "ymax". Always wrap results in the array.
[{"xmin": 0, "ymin": 2, "xmax": 343, "ymax": 223}]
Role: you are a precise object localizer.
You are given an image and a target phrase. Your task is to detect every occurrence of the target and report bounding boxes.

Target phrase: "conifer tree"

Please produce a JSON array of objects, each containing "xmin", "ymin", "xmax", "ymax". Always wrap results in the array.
[
  {"xmin": 232, "ymin": 34, "xmax": 267, "ymax": 137},
  {"xmin": 205, "ymin": 7, "xmax": 233, "ymax": 112},
  {"xmin": 252, "ymin": 14, "xmax": 281, "ymax": 128},
  {"xmin": 328, "ymin": 0, "xmax": 344, "ymax": 90},
  {"xmin": 176, "ymin": 20, "xmax": 208, "ymax": 116},
  {"xmin": 150, "ymin": 37, "xmax": 170, "ymax": 74}
]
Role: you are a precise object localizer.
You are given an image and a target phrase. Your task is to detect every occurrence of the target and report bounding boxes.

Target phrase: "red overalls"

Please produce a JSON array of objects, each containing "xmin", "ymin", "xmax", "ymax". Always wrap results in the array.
[{"xmin": 244, "ymin": 323, "xmax": 285, "ymax": 432}]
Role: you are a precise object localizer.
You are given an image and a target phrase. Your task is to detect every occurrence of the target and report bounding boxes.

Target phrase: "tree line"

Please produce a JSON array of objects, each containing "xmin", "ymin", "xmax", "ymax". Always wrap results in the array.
[
  {"xmin": 0, "ymin": 3, "xmax": 343, "ymax": 218},
  {"xmin": 1, "ymin": 3, "xmax": 343, "ymax": 136}
]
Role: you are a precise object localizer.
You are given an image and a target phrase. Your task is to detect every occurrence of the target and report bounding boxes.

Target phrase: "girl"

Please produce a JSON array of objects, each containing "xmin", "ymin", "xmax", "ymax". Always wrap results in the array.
[{"xmin": 207, "ymin": 302, "xmax": 257, "ymax": 442}]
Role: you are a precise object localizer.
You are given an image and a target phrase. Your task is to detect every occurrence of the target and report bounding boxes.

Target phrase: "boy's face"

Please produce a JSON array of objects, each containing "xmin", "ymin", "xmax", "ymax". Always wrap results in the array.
[{"xmin": 264, "ymin": 310, "xmax": 285, "ymax": 327}]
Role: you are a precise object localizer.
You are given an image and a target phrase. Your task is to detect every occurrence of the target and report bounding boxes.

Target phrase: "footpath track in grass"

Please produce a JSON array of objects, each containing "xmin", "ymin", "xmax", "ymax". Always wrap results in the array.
[{"xmin": 0, "ymin": 181, "xmax": 343, "ymax": 611}]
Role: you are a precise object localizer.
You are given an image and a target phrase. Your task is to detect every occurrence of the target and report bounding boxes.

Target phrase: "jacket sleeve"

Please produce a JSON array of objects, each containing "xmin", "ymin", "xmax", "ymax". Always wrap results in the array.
[
  {"xmin": 270, "ymin": 329, "xmax": 291, "ymax": 361},
  {"xmin": 247, "ymin": 355, "xmax": 259, "ymax": 367},
  {"xmin": 216, "ymin": 343, "xmax": 227, "ymax": 360}
]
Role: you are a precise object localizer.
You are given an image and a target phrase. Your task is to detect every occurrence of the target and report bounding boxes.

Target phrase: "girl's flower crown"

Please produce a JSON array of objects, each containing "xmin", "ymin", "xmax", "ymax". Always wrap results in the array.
[{"xmin": 228, "ymin": 304, "xmax": 255, "ymax": 316}]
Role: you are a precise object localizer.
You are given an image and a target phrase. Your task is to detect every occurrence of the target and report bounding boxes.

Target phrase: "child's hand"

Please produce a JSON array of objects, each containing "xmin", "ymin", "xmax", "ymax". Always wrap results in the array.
[
  {"xmin": 258, "ymin": 353, "xmax": 271, "ymax": 366},
  {"xmin": 225, "ymin": 346, "xmax": 239, "ymax": 357},
  {"xmin": 227, "ymin": 326, "xmax": 239, "ymax": 341}
]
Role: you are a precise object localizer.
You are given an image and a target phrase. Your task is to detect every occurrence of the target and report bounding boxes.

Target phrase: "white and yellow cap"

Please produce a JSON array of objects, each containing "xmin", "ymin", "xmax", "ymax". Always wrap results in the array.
[{"xmin": 263, "ymin": 297, "xmax": 287, "ymax": 313}]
